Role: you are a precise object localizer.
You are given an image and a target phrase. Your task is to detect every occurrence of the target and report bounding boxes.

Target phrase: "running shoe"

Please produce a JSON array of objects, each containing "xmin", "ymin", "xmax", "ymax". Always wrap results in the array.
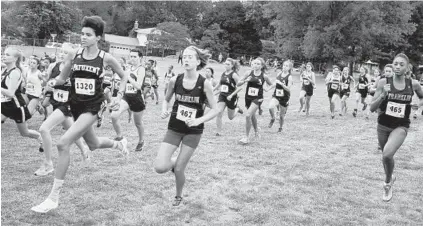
[
  {"xmin": 383, "ymin": 174, "xmax": 396, "ymax": 202},
  {"xmin": 135, "ymin": 141, "xmax": 144, "ymax": 152},
  {"xmin": 362, "ymin": 103, "xmax": 368, "ymax": 111},
  {"xmin": 31, "ymin": 198, "xmax": 58, "ymax": 213},
  {"xmin": 278, "ymin": 128, "xmax": 282, "ymax": 133},
  {"xmin": 39, "ymin": 143, "xmax": 44, "ymax": 153},
  {"xmin": 259, "ymin": 108, "xmax": 263, "ymax": 115},
  {"xmin": 119, "ymin": 138, "xmax": 129, "ymax": 156},
  {"xmin": 173, "ymin": 196, "xmax": 183, "ymax": 206},
  {"xmin": 239, "ymin": 137, "xmax": 249, "ymax": 145},
  {"xmin": 353, "ymin": 110, "xmax": 357, "ymax": 118},
  {"xmin": 215, "ymin": 133, "xmax": 221, "ymax": 136},
  {"xmin": 34, "ymin": 162, "xmax": 54, "ymax": 176}
]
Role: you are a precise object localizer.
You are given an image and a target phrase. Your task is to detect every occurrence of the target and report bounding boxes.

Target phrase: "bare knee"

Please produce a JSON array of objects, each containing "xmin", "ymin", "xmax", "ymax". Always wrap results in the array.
[
  {"xmin": 111, "ymin": 112, "xmax": 120, "ymax": 121},
  {"xmin": 39, "ymin": 124, "xmax": 50, "ymax": 135},
  {"xmin": 57, "ymin": 138, "xmax": 72, "ymax": 152},
  {"xmin": 154, "ymin": 163, "xmax": 169, "ymax": 174}
]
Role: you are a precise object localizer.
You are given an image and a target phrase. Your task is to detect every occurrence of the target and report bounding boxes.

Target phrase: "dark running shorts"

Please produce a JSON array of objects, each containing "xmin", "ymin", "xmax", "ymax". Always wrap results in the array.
[
  {"xmin": 218, "ymin": 94, "xmax": 238, "ymax": 110},
  {"xmin": 163, "ymin": 129, "xmax": 202, "ymax": 149}
]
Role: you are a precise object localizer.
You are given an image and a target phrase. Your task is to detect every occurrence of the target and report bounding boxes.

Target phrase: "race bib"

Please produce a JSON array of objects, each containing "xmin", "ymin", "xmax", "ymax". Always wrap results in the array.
[
  {"xmin": 53, "ymin": 89, "xmax": 69, "ymax": 102},
  {"xmin": 303, "ymin": 80, "xmax": 310, "ymax": 85},
  {"xmin": 331, "ymin": 83, "xmax": 339, "ymax": 90},
  {"xmin": 144, "ymin": 77, "xmax": 151, "ymax": 85},
  {"xmin": 342, "ymin": 83, "xmax": 349, "ymax": 90},
  {"xmin": 386, "ymin": 102, "xmax": 406, "ymax": 118},
  {"xmin": 26, "ymin": 83, "xmax": 35, "ymax": 94},
  {"xmin": 75, "ymin": 78, "xmax": 95, "ymax": 95},
  {"xmin": 358, "ymin": 84, "xmax": 366, "ymax": 89},
  {"xmin": 220, "ymin": 85, "xmax": 229, "ymax": 93},
  {"xmin": 1, "ymin": 94, "xmax": 10, "ymax": 102},
  {"xmin": 126, "ymin": 83, "xmax": 137, "ymax": 94},
  {"xmin": 248, "ymin": 87, "xmax": 259, "ymax": 96},
  {"xmin": 275, "ymin": 89, "xmax": 284, "ymax": 97},
  {"xmin": 176, "ymin": 105, "xmax": 197, "ymax": 122}
]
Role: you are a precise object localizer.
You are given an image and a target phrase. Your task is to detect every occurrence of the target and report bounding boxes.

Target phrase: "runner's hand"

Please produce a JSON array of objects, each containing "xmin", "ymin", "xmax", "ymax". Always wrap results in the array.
[
  {"xmin": 161, "ymin": 111, "xmax": 170, "ymax": 119},
  {"xmin": 110, "ymin": 99, "xmax": 120, "ymax": 111},
  {"xmin": 186, "ymin": 118, "xmax": 200, "ymax": 127}
]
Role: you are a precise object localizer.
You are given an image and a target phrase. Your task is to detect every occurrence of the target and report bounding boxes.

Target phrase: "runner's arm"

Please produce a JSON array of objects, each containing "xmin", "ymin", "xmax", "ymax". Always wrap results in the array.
[
  {"xmin": 196, "ymin": 79, "xmax": 219, "ymax": 124},
  {"xmin": 412, "ymin": 80, "xmax": 423, "ymax": 108},
  {"xmin": 237, "ymin": 71, "xmax": 251, "ymax": 87},
  {"xmin": 370, "ymin": 79, "xmax": 388, "ymax": 112},
  {"xmin": 104, "ymin": 53, "xmax": 128, "ymax": 100},
  {"xmin": 162, "ymin": 76, "xmax": 177, "ymax": 113}
]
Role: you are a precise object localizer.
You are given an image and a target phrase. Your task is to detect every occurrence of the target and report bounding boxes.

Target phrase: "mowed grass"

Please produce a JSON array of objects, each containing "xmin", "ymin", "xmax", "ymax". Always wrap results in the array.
[{"xmin": 2, "ymin": 58, "xmax": 423, "ymax": 226}]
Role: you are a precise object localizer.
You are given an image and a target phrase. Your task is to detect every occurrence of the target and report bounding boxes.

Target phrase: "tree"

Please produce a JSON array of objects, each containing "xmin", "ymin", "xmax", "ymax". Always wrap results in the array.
[
  {"xmin": 266, "ymin": 1, "xmax": 417, "ymax": 66},
  {"xmin": 199, "ymin": 23, "xmax": 229, "ymax": 58},
  {"xmin": 18, "ymin": 2, "xmax": 81, "ymax": 42},
  {"xmin": 151, "ymin": 22, "xmax": 190, "ymax": 56},
  {"xmin": 202, "ymin": 1, "xmax": 262, "ymax": 57}
]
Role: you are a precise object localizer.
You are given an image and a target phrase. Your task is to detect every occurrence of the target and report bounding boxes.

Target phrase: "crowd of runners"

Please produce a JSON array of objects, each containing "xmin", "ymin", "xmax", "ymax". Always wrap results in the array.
[{"xmin": 1, "ymin": 15, "xmax": 423, "ymax": 213}]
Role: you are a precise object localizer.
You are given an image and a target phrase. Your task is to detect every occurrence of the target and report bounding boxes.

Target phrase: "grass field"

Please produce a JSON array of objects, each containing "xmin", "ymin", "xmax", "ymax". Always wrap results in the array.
[{"xmin": 2, "ymin": 58, "xmax": 423, "ymax": 225}]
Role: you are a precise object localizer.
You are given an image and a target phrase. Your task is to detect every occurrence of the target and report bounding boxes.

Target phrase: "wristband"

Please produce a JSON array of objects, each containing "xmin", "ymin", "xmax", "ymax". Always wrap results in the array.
[{"xmin": 117, "ymin": 91, "xmax": 124, "ymax": 97}]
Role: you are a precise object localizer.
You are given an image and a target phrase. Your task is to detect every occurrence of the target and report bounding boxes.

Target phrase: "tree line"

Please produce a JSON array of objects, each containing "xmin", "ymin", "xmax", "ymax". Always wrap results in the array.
[{"xmin": 1, "ymin": 1, "xmax": 422, "ymax": 66}]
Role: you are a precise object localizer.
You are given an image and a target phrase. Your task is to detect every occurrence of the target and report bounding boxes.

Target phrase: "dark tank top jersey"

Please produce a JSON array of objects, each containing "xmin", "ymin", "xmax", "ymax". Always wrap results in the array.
[
  {"xmin": 378, "ymin": 77, "xmax": 414, "ymax": 128},
  {"xmin": 357, "ymin": 76, "xmax": 368, "ymax": 91},
  {"xmin": 168, "ymin": 73, "xmax": 206, "ymax": 134},
  {"xmin": 273, "ymin": 73, "xmax": 291, "ymax": 101},
  {"xmin": 46, "ymin": 62, "xmax": 71, "ymax": 105},
  {"xmin": 245, "ymin": 71, "xmax": 265, "ymax": 100},
  {"xmin": 1, "ymin": 68, "xmax": 26, "ymax": 108},
  {"xmin": 219, "ymin": 71, "xmax": 236, "ymax": 97},
  {"xmin": 341, "ymin": 76, "xmax": 352, "ymax": 91},
  {"xmin": 69, "ymin": 48, "xmax": 105, "ymax": 105}
]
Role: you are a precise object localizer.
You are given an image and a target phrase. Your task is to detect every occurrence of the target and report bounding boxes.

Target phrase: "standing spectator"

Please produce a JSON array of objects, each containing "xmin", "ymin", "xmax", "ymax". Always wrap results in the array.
[{"xmin": 177, "ymin": 50, "xmax": 183, "ymax": 65}]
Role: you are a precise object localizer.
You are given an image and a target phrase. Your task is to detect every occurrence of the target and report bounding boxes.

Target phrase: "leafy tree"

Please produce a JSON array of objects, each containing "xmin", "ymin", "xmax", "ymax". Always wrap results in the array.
[
  {"xmin": 199, "ymin": 23, "xmax": 229, "ymax": 58},
  {"xmin": 150, "ymin": 22, "xmax": 190, "ymax": 56}
]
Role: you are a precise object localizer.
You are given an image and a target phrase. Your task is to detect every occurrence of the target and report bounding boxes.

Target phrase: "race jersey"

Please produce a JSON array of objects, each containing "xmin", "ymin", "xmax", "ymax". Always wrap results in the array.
[
  {"xmin": 245, "ymin": 71, "xmax": 265, "ymax": 100},
  {"xmin": 301, "ymin": 71, "xmax": 314, "ymax": 87},
  {"xmin": 328, "ymin": 73, "xmax": 341, "ymax": 91},
  {"xmin": 378, "ymin": 77, "xmax": 414, "ymax": 128},
  {"xmin": 168, "ymin": 73, "xmax": 206, "ymax": 134},
  {"xmin": 125, "ymin": 65, "xmax": 145, "ymax": 97},
  {"xmin": 25, "ymin": 69, "xmax": 43, "ymax": 97},
  {"xmin": 164, "ymin": 71, "xmax": 175, "ymax": 84},
  {"xmin": 219, "ymin": 71, "xmax": 236, "ymax": 96},
  {"xmin": 341, "ymin": 75, "xmax": 353, "ymax": 91},
  {"xmin": 69, "ymin": 48, "xmax": 105, "ymax": 105},
  {"xmin": 357, "ymin": 75, "xmax": 369, "ymax": 91},
  {"xmin": 1, "ymin": 68, "xmax": 25, "ymax": 106},
  {"xmin": 273, "ymin": 72, "xmax": 291, "ymax": 100}
]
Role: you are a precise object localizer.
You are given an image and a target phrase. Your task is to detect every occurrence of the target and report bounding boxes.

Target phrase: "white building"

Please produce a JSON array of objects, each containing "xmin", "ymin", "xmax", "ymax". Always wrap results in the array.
[{"xmin": 104, "ymin": 34, "xmax": 140, "ymax": 57}]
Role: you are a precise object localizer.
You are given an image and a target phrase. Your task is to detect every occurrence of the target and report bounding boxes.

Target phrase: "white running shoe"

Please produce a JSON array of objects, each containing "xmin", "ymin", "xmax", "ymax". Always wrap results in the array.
[
  {"xmin": 34, "ymin": 163, "xmax": 54, "ymax": 176},
  {"xmin": 382, "ymin": 174, "xmax": 396, "ymax": 202},
  {"xmin": 31, "ymin": 198, "xmax": 58, "ymax": 213},
  {"xmin": 239, "ymin": 137, "xmax": 249, "ymax": 145},
  {"xmin": 119, "ymin": 138, "xmax": 129, "ymax": 156}
]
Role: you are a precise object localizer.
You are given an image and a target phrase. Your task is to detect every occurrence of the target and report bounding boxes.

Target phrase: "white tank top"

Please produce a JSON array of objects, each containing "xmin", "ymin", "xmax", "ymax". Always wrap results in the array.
[{"xmin": 26, "ymin": 69, "xmax": 43, "ymax": 97}]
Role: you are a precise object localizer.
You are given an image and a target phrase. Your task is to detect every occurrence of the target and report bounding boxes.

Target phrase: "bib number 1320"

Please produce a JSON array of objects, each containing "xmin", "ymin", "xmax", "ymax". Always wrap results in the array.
[{"xmin": 75, "ymin": 78, "xmax": 95, "ymax": 95}]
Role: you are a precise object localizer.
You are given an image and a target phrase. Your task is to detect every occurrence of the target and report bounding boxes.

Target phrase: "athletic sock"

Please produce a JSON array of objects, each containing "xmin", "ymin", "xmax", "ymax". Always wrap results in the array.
[{"xmin": 48, "ymin": 179, "xmax": 64, "ymax": 203}]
